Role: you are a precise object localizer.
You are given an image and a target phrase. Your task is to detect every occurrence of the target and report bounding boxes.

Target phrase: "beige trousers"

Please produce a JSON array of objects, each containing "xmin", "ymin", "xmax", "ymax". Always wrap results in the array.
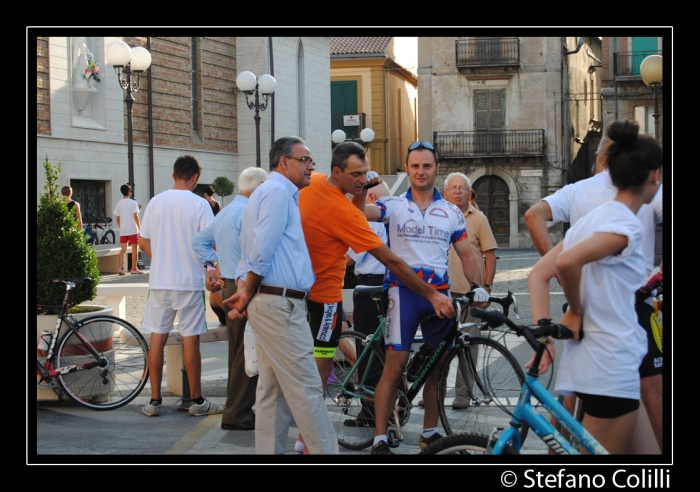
[{"xmin": 247, "ymin": 293, "xmax": 339, "ymax": 454}]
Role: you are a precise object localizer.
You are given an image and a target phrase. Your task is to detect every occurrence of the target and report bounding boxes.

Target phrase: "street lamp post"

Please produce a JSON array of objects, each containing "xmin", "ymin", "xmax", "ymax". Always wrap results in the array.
[
  {"xmin": 106, "ymin": 40, "xmax": 152, "ymax": 198},
  {"xmin": 332, "ymin": 127, "xmax": 375, "ymax": 149},
  {"xmin": 236, "ymin": 71, "xmax": 277, "ymax": 167},
  {"xmin": 640, "ymin": 54, "xmax": 663, "ymax": 141}
]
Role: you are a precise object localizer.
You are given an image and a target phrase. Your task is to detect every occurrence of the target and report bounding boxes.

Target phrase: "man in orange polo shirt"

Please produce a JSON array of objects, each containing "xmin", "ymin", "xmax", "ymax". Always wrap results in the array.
[{"xmin": 295, "ymin": 141, "xmax": 456, "ymax": 453}]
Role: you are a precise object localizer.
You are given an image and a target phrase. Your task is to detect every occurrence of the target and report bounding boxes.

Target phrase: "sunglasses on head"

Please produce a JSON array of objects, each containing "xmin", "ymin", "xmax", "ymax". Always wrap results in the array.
[{"xmin": 408, "ymin": 141, "xmax": 435, "ymax": 151}]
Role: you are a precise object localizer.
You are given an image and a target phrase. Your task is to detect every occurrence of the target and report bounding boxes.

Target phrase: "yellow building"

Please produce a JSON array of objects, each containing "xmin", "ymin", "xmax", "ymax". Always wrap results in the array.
[{"xmin": 330, "ymin": 37, "xmax": 418, "ymax": 175}]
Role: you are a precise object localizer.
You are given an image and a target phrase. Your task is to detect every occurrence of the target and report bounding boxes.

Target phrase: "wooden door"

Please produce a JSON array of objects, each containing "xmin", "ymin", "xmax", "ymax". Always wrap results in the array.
[{"xmin": 473, "ymin": 175, "xmax": 509, "ymax": 247}]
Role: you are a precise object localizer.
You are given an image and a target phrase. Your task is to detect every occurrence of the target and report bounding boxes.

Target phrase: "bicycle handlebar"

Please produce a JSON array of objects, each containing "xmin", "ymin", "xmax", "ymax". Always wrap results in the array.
[
  {"xmin": 470, "ymin": 307, "xmax": 575, "ymax": 348},
  {"xmin": 427, "ymin": 291, "xmax": 519, "ymax": 337},
  {"xmin": 458, "ymin": 290, "xmax": 518, "ymax": 318}
]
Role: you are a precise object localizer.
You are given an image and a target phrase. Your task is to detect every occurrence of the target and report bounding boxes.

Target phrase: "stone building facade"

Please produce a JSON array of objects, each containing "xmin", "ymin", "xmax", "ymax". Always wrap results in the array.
[{"xmin": 418, "ymin": 36, "xmax": 603, "ymax": 248}]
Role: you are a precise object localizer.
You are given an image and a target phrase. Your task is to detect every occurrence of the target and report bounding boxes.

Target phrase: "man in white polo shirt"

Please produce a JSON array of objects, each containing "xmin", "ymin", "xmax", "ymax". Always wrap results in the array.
[{"xmin": 139, "ymin": 155, "xmax": 224, "ymax": 418}]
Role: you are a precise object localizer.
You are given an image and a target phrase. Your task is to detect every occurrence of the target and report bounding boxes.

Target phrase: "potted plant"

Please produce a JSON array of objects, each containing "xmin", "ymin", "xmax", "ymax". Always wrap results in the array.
[
  {"xmin": 211, "ymin": 176, "xmax": 235, "ymax": 206},
  {"xmin": 36, "ymin": 157, "xmax": 107, "ymax": 400}
]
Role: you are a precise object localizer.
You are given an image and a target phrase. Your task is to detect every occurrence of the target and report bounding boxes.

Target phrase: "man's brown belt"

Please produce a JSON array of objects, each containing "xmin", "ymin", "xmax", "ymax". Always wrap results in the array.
[{"xmin": 258, "ymin": 284, "xmax": 308, "ymax": 300}]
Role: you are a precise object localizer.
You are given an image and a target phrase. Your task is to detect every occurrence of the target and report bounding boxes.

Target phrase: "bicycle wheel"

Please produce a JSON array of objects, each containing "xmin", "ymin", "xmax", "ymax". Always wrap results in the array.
[
  {"xmin": 55, "ymin": 315, "xmax": 149, "ymax": 410},
  {"xmin": 101, "ymin": 230, "xmax": 115, "ymax": 245},
  {"xmin": 438, "ymin": 336, "xmax": 528, "ymax": 443},
  {"xmin": 326, "ymin": 331, "xmax": 385, "ymax": 450},
  {"xmin": 419, "ymin": 433, "xmax": 519, "ymax": 455}
]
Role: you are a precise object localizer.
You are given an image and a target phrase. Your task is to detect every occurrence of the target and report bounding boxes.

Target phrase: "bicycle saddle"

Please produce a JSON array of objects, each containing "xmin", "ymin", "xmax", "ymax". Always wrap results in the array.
[
  {"xmin": 52, "ymin": 277, "xmax": 92, "ymax": 284},
  {"xmin": 354, "ymin": 285, "xmax": 383, "ymax": 297}
]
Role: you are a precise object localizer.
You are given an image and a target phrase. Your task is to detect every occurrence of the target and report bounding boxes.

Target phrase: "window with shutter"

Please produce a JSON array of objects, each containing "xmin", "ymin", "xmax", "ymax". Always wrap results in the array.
[
  {"xmin": 331, "ymin": 80, "xmax": 358, "ymax": 138},
  {"xmin": 474, "ymin": 89, "xmax": 505, "ymax": 155}
]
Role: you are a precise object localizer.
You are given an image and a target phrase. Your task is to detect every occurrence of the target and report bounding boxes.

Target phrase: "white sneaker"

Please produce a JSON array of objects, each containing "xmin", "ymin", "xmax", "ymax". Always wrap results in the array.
[
  {"xmin": 189, "ymin": 398, "xmax": 225, "ymax": 416},
  {"xmin": 142, "ymin": 400, "xmax": 161, "ymax": 416}
]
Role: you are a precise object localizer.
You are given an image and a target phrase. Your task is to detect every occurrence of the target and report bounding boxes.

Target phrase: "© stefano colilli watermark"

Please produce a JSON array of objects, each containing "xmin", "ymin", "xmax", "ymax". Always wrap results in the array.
[{"xmin": 499, "ymin": 469, "xmax": 670, "ymax": 489}]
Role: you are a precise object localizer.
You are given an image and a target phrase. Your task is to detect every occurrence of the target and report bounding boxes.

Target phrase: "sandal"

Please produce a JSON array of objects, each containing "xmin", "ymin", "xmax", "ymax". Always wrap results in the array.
[
  {"xmin": 118, "ymin": 268, "xmax": 126, "ymax": 276},
  {"xmin": 130, "ymin": 268, "xmax": 144, "ymax": 274}
]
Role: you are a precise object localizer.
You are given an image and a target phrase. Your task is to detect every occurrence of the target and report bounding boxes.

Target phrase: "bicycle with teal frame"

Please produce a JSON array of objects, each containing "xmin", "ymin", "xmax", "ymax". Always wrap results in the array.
[
  {"xmin": 419, "ymin": 308, "xmax": 609, "ymax": 455},
  {"xmin": 326, "ymin": 284, "xmax": 524, "ymax": 451}
]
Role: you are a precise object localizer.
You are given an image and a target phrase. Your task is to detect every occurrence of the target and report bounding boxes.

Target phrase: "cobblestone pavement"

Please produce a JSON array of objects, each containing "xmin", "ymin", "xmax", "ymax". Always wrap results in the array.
[{"xmin": 37, "ymin": 249, "xmax": 570, "ymax": 458}]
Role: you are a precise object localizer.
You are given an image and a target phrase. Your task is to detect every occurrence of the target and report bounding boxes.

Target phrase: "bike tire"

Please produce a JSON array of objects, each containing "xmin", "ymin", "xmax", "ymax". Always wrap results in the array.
[
  {"xmin": 419, "ymin": 432, "xmax": 519, "ymax": 455},
  {"xmin": 102, "ymin": 230, "xmax": 115, "ymax": 245},
  {"xmin": 55, "ymin": 315, "xmax": 149, "ymax": 410},
  {"xmin": 437, "ymin": 336, "xmax": 528, "ymax": 443},
  {"xmin": 326, "ymin": 330, "xmax": 385, "ymax": 450}
]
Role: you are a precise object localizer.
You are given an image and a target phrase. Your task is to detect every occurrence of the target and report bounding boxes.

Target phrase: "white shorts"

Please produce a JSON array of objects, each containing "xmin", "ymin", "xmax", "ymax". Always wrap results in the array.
[{"xmin": 143, "ymin": 289, "xmax": 208, "ymax": 337}]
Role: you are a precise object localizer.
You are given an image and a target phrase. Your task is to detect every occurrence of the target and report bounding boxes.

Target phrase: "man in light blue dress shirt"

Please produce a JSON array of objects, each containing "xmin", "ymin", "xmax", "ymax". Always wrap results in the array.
[
  {"xmin": 192, "ymin": 167, "xmax": 268, "ymax": 432},
  {"xmin": 226, "ymin": 136, "xmax": 339, "ymax": 454}
]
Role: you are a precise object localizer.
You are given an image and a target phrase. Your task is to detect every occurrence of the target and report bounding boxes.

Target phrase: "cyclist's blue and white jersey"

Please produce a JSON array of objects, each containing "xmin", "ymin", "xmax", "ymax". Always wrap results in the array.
[{"xmin": 376, "ymin": 187, "xmax": 467, "ymax": 290}]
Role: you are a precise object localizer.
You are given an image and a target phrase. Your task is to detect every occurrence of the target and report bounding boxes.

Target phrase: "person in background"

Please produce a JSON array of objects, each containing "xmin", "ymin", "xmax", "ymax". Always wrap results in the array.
[
  {"xmin": 61, "ymin": 185, "xmax": 83, "ymax": 229},
  {"xmin": 204, "ymin": 185, "xmax": 222, "ymax": 216},
  {"xmin": 113, "ymin": 183, "xmax": 142, "ymax": 275},
  {"xmin": 469, "ymin": 189, "xmax": 480, "ymax": 212},
  {"xmin": 345, "ymin": 180, "xmax": 392, "ymax": 426}
]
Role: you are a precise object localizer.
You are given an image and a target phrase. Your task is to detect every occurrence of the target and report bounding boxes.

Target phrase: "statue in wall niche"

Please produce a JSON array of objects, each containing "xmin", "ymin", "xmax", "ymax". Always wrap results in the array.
[{"xmin": 72, "ymin": 37, "xmax": 92, "ymax": 88}]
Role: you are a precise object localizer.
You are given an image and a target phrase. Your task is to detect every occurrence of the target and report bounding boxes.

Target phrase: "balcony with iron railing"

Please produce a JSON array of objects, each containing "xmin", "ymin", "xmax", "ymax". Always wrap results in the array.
[
  {"xmin": 331, "ymin": 112, "xmax": 367, "ymax": 140},
  {"xmin": 613, "ymin": 50, "xmax": 662, "ymax": 77},
  {"xmin": 434, "ymin": 130, "xmax": 545, "ymax": 158},
  {"xmin": 455, "ymin": 38, "xmax": 520, "ymax": 68}
]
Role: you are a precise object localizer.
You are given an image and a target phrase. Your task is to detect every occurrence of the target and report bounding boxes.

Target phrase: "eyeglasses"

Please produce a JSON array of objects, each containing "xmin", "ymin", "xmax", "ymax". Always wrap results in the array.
[
  {"xmin": 286, "ymin": 155, "xmax": 315, "ymax": 166},
  {"xmin": 445, "ymin": 186, "xmax": 468, "ymax": 193},
  {"xmin": 408, "ymin": 141, "xmax": 435, "ymax": 151}
]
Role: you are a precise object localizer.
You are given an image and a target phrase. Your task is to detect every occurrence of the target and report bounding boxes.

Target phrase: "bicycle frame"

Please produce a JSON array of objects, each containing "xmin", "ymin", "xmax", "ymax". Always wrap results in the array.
[
  {"xmin": 335, "ymin": 292, "xmax": 513, "ymax": 442},
  {"xmin": 491, "ymin": 373, "xmax": 608, "ymax": 455},
  {"xmin": 468, "ymin": 308, "xmax": 610, "ymax": 456},
  {"xmin": 335, "ymin": 309, "xmax": 455, "ymax": 405},
  {"xmin": 36, "ymin": 283, "xmax": 106, "ymax": 395}
]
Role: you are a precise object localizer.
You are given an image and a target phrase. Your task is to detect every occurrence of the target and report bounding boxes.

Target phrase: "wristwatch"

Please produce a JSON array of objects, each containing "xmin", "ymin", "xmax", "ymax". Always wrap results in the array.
[
  {"xmin": 208, "ymin": 261, "xmax": 219, "ymax": 269},
  {"xmin": 484, "ymin": 284, "xmax": 492, "ymax": 290}
]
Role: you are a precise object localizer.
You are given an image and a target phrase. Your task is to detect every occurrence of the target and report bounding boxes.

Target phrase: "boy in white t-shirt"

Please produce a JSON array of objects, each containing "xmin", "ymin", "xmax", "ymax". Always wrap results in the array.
[{"xmin": 113, "ymin": 184, "xmax": 142, "ymax": 275}]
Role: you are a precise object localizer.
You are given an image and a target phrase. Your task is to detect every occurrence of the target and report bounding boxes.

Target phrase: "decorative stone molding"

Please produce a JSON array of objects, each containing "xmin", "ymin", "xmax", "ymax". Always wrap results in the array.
[{"xmin": 73, "ymin": 86, "xmax": 97, "ymax": 114}]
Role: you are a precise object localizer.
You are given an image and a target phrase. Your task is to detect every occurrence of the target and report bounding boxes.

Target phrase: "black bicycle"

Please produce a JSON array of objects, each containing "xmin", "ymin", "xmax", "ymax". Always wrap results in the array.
[
  {"xmin": 36, "ymin": 277, "xmax": 149, "ymax": 410},
  {"xmin": 327, "ymin": 285, "xmax": 526, "ymax": 450}
]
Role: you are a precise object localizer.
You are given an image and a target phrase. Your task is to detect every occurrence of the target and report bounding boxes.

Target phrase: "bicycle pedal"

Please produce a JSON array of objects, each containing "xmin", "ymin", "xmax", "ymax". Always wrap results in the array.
[{"xmin": 387, "ymin": 429, "xmax": 400, "ymax": 448}]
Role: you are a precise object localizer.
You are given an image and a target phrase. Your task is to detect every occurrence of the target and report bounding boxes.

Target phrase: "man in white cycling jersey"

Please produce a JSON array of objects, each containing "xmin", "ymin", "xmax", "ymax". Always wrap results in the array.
[{"xmin": 356, "ymin": 141, "xmax": 488, "ymax": 455}]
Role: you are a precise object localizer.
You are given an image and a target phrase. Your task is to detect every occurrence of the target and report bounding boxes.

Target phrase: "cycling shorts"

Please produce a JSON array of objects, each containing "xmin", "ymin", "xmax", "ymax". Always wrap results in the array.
[
  {"xmin": 574, "ymin": 392, "xmax": 640, "ymax": 419},
  {"xmin": 636, "ymin": 295, "xmax": 662, "ymax": 378},
  {"xmin": 307, "ymin": 299, "xmax": 343, "ymax": 358},
  {"xmin": 385, "ymin": 285, "xmax": 452, "ymax": 351}
]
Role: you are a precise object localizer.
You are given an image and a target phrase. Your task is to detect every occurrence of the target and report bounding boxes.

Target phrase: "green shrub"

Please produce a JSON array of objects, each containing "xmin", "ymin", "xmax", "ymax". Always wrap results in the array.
[
  {"xmin": 211, "ymin": 176, "xmax": 235, "ymax": 206},
  {"xmin": 37, "ymin": 157, "xmax": 100, "ymax": 308}
]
